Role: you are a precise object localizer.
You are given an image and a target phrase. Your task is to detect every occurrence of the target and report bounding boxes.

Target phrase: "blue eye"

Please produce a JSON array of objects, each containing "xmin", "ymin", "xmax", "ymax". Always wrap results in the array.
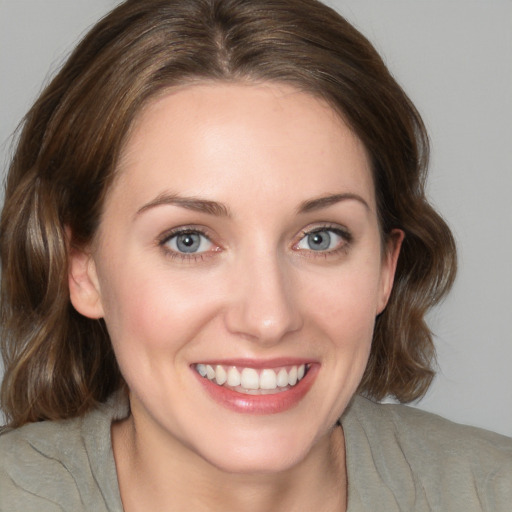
[
  {"xmin": 165, "ymin": 231, "xmax": 213, "ymax": 254},
  {"xmin": 296, "ymin": 228, "xmax": 347, "ymax": 252}
]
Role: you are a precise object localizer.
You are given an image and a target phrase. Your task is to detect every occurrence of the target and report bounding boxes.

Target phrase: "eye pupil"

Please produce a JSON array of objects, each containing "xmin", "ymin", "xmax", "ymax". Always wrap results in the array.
[
  {"xmin": 176, "ymin": 233, "xmax": 200, "ymax": 253},
  {"xmin": 308, "ymin": 231, "xmax": 330, "ymax": 251}
]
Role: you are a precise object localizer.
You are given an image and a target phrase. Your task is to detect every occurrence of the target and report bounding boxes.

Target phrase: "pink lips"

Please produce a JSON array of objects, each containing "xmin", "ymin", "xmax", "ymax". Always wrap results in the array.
[{"xmin": 193, "ymin": 360, "xmax": 318, "ymax": 414}]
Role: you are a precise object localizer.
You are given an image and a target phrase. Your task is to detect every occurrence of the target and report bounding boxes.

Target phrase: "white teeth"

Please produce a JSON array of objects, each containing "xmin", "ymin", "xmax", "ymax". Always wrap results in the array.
[
  {"xmin": 276, "ymin": 368, "xmax": 289, "ymax": 387},
  {"xmin": 288, "ymin": 366, "xmax": 298, "ymax": 386},
  {"xmin": 260, "ymin": 369, "xmax": 277, "ymax": 390},
  {"xmin": 241, "ymin": 368, "xmax": 259, "ymax": 389},
  {"xmin": 206, "ymin": 364, "xmax": 215, "ymax": 380},
  {"xmin": 196, "ymin": 363, "xmax": 309, "ymax": 391},
  {"xmin": 215, "ymin": 365, "xmax": 227, "ymax": 385},
  {"xmin": 227, "ymin": 366, "xmax": 241, "ymax": 387}
]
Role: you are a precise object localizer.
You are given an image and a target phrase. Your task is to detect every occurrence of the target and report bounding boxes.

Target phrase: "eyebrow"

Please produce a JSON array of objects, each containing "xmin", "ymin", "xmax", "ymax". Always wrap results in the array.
[
  {"xmin": 136, "ymin": 191, "xmax": 369, "ymax": 218},
  {"xmin": 297, "ymin": 193, "xmax": 370, "ymax": 214},
  {"xmin": 136, "ymin": 193, "xmax": 231, "ymax": 217}
]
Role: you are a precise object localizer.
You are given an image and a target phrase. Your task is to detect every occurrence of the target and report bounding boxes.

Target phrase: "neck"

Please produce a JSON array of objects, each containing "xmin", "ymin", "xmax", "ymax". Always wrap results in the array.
[{"xmin": 112, "ymin": 413, "xmax": 347, "ymax": 512}]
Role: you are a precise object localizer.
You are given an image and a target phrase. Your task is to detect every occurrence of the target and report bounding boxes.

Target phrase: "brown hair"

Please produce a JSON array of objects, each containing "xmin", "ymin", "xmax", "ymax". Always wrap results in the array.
[{"xmin": 1, "ymin": 0, "xmax": 456, "ymax": 427}]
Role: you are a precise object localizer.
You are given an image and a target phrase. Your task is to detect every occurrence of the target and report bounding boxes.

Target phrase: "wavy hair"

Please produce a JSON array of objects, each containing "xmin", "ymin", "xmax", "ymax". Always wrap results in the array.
[{"xmin": 1, "ymin": 0, "xmax": 456, "ymax": 427}]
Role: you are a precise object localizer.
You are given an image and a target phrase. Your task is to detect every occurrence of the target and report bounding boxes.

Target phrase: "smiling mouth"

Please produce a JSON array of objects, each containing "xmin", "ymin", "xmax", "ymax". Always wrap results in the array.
[{"xmin": 194, "ymin": 363, "xmax": 310, "ymax": 395}]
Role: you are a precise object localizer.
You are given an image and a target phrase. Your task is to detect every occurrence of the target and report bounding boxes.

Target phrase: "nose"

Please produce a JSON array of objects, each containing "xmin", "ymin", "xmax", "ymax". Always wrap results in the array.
[{"xmin": 224, "ymin": 250, "xmax": 303, "ymax": 345}]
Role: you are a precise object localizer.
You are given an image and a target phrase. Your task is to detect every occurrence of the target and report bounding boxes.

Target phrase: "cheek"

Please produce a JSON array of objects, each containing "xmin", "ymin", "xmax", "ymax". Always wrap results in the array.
[
  {"xmin": 304, "ymin": 266, "xmax": 382, "ymax": 341},
  {"xmin": 97, "ymin": 260, "xmax": 222, "ymax": 356}
]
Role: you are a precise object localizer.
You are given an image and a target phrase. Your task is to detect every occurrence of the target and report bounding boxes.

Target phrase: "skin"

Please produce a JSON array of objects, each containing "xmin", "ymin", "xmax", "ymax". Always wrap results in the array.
[{"xmin": 69, "ymin": 82, "xmax": 402, "ymax": 511}]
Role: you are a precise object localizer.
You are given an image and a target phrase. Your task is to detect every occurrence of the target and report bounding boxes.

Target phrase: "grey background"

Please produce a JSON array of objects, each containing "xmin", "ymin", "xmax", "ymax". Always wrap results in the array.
[{"xmin": 1, "ymin": 0, "xmax": 511, "ymax": 436}]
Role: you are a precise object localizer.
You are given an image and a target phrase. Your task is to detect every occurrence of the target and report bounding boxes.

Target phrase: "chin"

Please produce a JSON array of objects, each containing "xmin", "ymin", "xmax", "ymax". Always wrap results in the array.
[
  {"xmin": 203, "ymin": 447, "xmax": 308, "ymax": 476},
  {"xmin": 189, "ymin": 422, "xmax": 321, "ymax": 475}
]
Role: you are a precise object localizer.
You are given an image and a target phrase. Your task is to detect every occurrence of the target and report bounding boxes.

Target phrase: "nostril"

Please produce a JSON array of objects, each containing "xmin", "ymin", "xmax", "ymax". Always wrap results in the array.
[
  {"xmin": 224, "ymin": 301, "xmax": 303, "ymax": 344},
  {"xmin": 223, "ymin": 258, "xmax": 303, "ymax": 342}
]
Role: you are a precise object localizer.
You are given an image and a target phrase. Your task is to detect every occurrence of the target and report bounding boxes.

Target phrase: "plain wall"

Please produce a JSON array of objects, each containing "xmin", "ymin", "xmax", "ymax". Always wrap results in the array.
[{"xmin": 1, "ymin": 0, "xmax": 511, "ymax": 436}]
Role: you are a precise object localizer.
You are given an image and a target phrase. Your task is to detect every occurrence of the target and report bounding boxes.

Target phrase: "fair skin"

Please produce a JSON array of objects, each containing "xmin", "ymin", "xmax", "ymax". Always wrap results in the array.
[{"xmin": 69, "ymin": 82, "xmax": 402, "ymax": 511}]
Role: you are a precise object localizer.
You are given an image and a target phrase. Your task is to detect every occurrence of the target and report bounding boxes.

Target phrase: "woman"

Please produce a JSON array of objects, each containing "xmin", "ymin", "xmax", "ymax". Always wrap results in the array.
[{"xmin": 0, "ymin": 0, "xmax": 510, "ymax": 510}]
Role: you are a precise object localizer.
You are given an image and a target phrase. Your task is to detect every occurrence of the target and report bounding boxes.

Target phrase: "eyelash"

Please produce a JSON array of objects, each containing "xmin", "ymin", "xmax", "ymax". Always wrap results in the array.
[
  {"xmin": 294, "ymin": 225, "xmax": 352, "ymax": 258},
  {"xmin": 157, "ymin": 224, "xmax": 352, "ymax": 262},
  {"xmin": 158, "ymin": 226, "xmax": 217, "ymax": 262}
]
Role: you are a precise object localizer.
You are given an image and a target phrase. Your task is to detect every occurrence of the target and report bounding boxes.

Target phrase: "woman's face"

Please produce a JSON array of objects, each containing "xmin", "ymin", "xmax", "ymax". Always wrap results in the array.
[{"xmin": 70, "ymin": 82, "xmax": 401, "ymax": 473}]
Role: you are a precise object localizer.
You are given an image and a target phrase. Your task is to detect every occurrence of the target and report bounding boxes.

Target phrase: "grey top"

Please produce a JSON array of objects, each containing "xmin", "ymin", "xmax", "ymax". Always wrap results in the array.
[{"xmin": 1, "ymin": 394, "xmax": 511, "ymax": 511}]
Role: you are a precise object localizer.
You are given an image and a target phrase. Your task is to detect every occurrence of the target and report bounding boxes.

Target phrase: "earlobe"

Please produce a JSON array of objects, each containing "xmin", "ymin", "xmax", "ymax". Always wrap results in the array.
[
  {"xmin": 377, "ymin": 229, "xmax": 404, "ymax": 314},
  {"xmin": 68, "ymin": 236, "xmax": 104, "ymax": 319}
]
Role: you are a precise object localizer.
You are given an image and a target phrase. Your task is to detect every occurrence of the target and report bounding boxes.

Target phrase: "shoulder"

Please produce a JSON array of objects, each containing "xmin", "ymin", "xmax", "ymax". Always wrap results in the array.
[
  {"xmin": 0, "ymin": 417, "xmax": 87, "ymax": 511},
  {"xmin": 0, "ymin": 396, "xmax": 126, "ymax": 512},
  {"xmin": 342, "ymin": 395, "xmax": 512, "ymax": 511},
  {"xmin": 349, "ymin": 394, "xmax": 512, "ymax": 452}
]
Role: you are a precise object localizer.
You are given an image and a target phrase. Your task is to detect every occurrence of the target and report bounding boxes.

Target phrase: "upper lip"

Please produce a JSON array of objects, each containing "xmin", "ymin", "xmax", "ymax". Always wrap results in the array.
[{"xmin": 191, "ymin": 357, "xmax": 316, "ymax": 369}]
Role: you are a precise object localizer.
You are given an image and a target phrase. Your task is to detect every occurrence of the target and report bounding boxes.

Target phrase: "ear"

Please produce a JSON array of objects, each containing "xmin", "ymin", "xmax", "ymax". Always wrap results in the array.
[
  {"xmin": 67, "ymin": 230, "xmax": 104, "ymax": 319},
  {"xmin": 377, "ymin": 229, "xmax": 404, "ymax": 314}
]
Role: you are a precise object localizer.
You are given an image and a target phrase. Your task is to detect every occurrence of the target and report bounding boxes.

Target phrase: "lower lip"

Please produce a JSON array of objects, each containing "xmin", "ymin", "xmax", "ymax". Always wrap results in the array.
[{"xmin": 194, "ymin": 365, "xmax": 318, "ymax": 415}]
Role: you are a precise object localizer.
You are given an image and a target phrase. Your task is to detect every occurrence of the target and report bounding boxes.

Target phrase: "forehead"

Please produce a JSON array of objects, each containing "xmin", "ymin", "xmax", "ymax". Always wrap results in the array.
[{"xmin": 111, "ymin": 81, "xmax": 375, "ymax": 215}]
